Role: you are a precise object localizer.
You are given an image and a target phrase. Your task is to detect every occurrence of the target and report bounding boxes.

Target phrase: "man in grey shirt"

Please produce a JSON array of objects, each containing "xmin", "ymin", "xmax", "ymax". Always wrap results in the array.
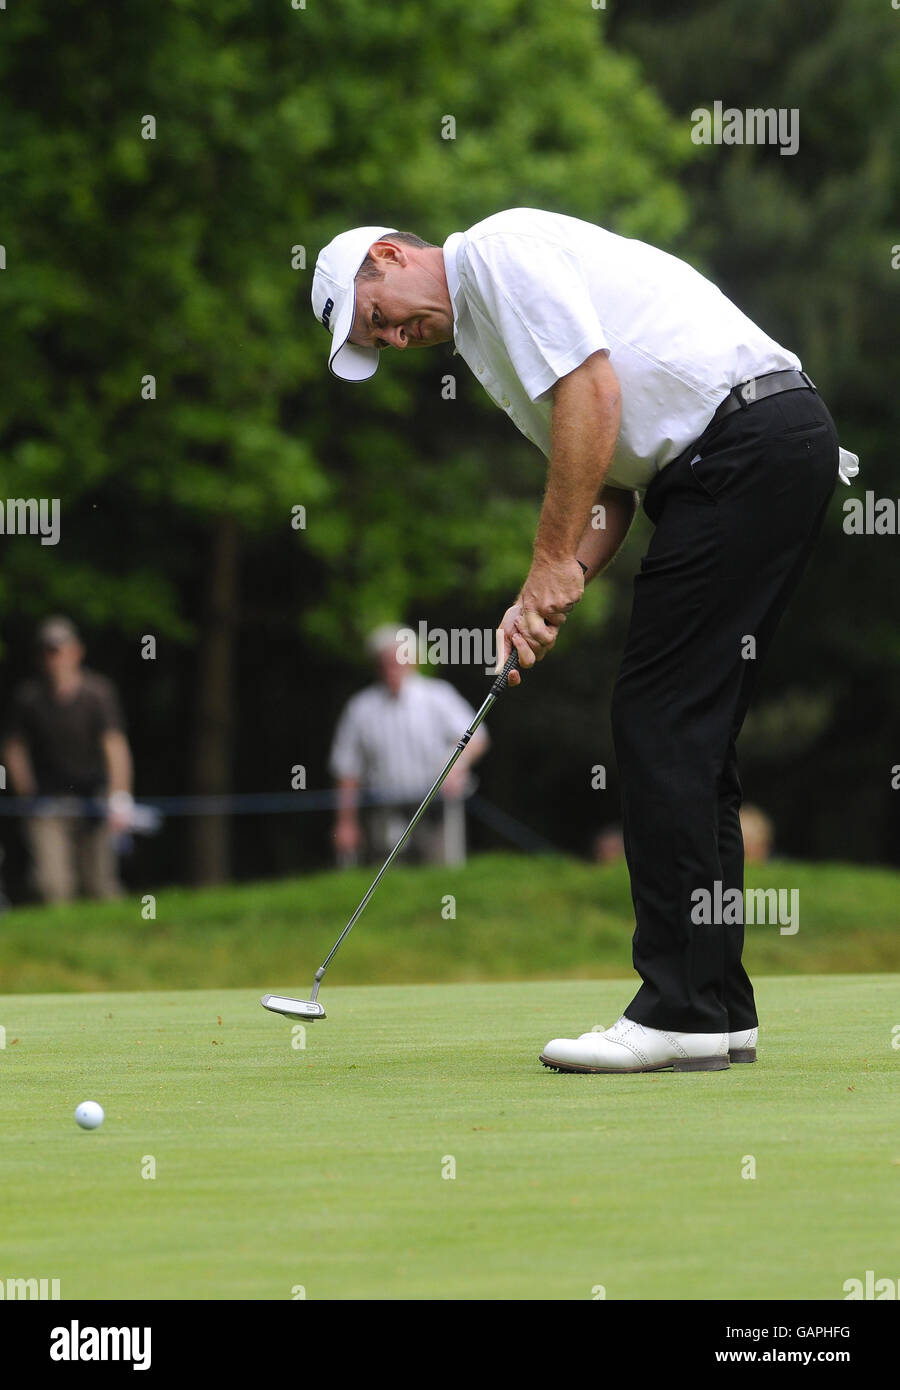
[{"xmin": 331, "ymin": 626, "xmax": 488, "ymax": 866}]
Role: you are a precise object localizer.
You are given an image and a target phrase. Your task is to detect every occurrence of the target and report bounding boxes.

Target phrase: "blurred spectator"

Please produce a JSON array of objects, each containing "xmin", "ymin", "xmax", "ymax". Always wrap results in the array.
[
  {"xmin": 740, "ymin": 804, "xmax": 774, "ymax": 864},
  {"xmin": 330, "ymin": 625, "xmax": 489, "ymax": 866},
  {"xmin": 2, "ymin": 617, "xmax": 133, "ymax": 902},
  {"xmin": 592, "ymin": 823, "xmax": 625, "ymax": 865}
]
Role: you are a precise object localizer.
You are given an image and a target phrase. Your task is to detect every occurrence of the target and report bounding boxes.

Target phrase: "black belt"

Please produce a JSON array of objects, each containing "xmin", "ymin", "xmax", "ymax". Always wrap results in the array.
[{"xmin": 710, "ymin": 369, "xmax": 816, "ymax": 426}]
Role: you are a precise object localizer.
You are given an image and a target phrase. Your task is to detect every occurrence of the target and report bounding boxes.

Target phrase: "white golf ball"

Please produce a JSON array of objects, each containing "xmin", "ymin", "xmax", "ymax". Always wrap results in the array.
[{"xmin": 74, "ymin": 1101, "xmax": 104, "ymax": 1130}]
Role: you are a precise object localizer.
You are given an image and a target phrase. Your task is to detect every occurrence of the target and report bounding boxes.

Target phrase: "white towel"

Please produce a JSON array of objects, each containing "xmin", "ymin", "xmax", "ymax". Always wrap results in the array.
[{"xmin": 838, "ymin": 447, "xmax": 859, "ymax": 486}]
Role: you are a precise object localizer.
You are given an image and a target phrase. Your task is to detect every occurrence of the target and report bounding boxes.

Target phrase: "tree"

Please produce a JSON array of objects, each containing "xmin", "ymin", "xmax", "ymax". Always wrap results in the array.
[{"xmin": 0, "ymin": 1, "xmax": 687, "ymax": 881}]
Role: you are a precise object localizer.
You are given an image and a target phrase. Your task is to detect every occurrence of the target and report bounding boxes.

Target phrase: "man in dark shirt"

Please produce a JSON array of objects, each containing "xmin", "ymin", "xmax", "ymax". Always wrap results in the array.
[{"xmin": 2, "ymin": 617, "xmax": 133, "ymax": 902}]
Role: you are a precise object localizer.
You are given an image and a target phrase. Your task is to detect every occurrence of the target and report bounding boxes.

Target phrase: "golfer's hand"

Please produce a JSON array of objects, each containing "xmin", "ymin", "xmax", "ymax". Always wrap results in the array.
[
  {"xmin": 496, "ymin": 603, "xmax": 566, "ymax": 687},
  {"xmin": 496, "ymin": 557, "xmax": 584, "ymax": 687},
  {"xmin": 521, "ymin": 555, "xmax": 585, "ymax": 620}
]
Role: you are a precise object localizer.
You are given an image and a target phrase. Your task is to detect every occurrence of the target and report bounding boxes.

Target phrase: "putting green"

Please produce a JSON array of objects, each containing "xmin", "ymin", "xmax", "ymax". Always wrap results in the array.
[{"xmin": 1, "ymin": 975, "xmax": 897, "ymax": 1300}]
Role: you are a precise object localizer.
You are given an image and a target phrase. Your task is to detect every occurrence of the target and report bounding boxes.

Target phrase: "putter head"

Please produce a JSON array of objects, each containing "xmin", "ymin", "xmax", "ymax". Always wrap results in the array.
[{"xmin": 261, "ymin": 994, "xmax": 326, "ymax": 1021}]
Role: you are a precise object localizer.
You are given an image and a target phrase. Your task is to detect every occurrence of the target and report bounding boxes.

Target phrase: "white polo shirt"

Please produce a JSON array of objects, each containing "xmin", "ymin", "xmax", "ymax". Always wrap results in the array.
[
  {"xmin": 329, "ymin": 673, "xmax": 482, "ymax": 801},
  {"xmin": 442, "ymin": 208, "xmax": 802, "ymax": 492}
]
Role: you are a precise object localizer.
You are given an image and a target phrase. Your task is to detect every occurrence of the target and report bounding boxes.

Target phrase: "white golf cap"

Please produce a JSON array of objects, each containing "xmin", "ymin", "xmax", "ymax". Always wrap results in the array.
[{"xmin": 312, "ymin": 226, "xmax": 398, "ymax": 381}]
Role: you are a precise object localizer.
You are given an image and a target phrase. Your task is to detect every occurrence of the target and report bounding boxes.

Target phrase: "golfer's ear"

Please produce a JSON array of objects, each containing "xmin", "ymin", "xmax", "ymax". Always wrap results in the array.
[{"xmin": 371, "ymin": 240, "xmax": 405, "ymax": 268}]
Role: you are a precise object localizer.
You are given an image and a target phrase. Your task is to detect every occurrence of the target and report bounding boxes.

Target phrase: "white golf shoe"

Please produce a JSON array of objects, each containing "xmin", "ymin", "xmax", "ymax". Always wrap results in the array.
[
  {"xmin": 728, "ymin": 1027, "xmax": 758, "ymax": 1063},
  {"xmin": 540, "ymin": 1016, "xmax": 730, "ymax": 1073}
]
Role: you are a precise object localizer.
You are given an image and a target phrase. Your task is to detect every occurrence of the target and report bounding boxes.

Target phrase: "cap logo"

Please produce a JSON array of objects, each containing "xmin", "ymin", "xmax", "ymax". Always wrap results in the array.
[{"xmin": 321, "ymin": 297, "xmax": 335, "ymax": 331}]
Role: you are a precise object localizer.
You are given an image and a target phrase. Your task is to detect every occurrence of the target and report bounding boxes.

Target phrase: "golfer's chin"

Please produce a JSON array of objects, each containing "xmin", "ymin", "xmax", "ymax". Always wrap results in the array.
[
  {"xmin": 406, "ymin": 310, "xmax": 452, "ymax": 347},
  {"xmin": 415, "ymin": 321, "xmax": 452, "ymax": 348}
]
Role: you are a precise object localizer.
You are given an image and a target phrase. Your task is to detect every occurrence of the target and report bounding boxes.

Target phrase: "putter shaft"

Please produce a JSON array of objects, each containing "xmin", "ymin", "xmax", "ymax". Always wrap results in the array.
[{"xmin": 308, "ymin": 649, "xmax": 520, "ymax": 1000}]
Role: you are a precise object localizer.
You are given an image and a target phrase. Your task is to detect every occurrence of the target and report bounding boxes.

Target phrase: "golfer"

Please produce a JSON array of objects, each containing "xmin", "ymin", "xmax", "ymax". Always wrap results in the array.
[{"xmin": 312, "ymin": 209, "xmax": 858, "ymax": 1075}]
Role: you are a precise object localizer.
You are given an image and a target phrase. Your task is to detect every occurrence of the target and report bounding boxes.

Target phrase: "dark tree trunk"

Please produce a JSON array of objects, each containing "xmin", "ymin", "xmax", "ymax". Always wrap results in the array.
[{"xmin": 188, "ymin": 514, "xmax": 239, "ymax": 885}]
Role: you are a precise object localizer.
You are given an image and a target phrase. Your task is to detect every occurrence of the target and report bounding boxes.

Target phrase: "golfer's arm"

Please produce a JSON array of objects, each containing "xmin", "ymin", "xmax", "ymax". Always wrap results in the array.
[
  {"xmin": 532, "ymin": 351, "xmax": 622, "ymax": 566},
  {"xmin": 574, "ymin": 485, "xmax": 639, "ymax": 583}
]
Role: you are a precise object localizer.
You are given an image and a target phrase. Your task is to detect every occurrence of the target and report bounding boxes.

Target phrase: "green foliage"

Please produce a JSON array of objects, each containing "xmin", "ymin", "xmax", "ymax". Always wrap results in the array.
[
  {"xmin": 1, "ymin": 2, "xmax": 893, "ymax": 869},
  {"xmin": 0, "ymin": 0, "xmax": 687, "ymax": 645}
]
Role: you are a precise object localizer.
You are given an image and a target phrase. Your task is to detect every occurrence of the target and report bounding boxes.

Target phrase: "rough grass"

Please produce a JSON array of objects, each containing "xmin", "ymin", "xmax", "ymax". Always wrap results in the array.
[{"xmin": 1, "ymin": 853, "xmax": 898, "ymax": 993}]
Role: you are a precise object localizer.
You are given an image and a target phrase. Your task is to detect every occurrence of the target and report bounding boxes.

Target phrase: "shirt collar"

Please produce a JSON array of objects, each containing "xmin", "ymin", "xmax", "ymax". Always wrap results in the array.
[{"xmin": 442, "ymin": 231, "xmax": 466, "ymax": 352}]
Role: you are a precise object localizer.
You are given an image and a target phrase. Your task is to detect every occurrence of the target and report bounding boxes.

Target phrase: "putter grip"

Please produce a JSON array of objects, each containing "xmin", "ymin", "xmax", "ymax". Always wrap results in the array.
[{"xmin": 490, "ymin": 648, "xmax": 520, "ymax": 696}]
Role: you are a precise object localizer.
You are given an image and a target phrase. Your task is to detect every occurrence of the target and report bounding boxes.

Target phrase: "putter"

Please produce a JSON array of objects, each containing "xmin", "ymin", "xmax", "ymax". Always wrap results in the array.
[{"xmin": 261, "ymin": 646, "xmax": 520, "ymax": 1022}]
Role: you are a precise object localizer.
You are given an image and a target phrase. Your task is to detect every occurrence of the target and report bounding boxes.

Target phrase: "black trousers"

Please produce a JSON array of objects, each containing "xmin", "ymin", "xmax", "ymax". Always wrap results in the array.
[{"xmin": 611, "ymin": 387, "xmax": 839, "ymax": 1033}]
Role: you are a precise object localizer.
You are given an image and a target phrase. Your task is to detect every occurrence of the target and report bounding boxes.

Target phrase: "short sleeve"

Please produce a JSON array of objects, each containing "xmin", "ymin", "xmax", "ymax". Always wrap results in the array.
[
  {"xmin": 3, "ymin": 684, "xmax": 32, "ymax": 742},
  {"xmin": 93, "ymin": 677, "xmax": 126, "ymax": 734},
  {"xmin": 329, "ymin": 699, "xmax": 365, "ymax": 781},
  {"xmin": 429, "ymin": 681, "xmax": 489, "ymax": 748},
  {"xmin": 458, "ymin": 233, "xmax": 609, "ymax": 402}
]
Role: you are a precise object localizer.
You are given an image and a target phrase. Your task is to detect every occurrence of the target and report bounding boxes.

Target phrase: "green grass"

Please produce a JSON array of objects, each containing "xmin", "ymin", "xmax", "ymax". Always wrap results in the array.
[
  {"xmin": 2, "ymin": 853, "xmax": 899, "ymax": 993},
  {"xmin": 1, "ymin": 975, "xmax": 898, "ymax": 1300}
]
